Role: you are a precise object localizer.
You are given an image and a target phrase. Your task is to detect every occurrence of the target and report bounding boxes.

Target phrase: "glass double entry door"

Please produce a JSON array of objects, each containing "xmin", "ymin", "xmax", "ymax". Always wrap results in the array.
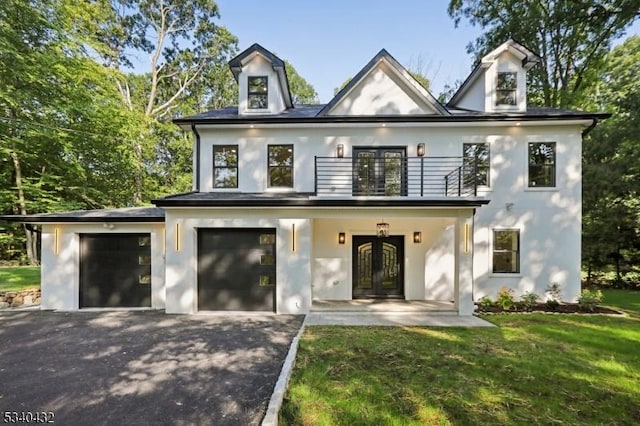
[
  {"xmin": 352, "ymin": 235, "xmax": 404, "ymax": 298},
  {"xmin": 353, "ymin": 147, "xmax": 407, "ymax": 196}
]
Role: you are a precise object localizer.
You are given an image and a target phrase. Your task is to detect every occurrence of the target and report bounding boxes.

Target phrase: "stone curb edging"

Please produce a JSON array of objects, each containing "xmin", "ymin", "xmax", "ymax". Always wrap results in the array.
[
  {"xmin": 261, "ymin": 319, "xmax": 306, "ymax": 426},
  {"xmin": 0, "ymin": 289, "xmax": 41, "ymax": 309}
]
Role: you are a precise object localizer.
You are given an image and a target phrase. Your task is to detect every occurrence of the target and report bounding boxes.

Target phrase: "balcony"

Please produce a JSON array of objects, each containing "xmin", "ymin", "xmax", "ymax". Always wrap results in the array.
[{"xmin": 314, "ymin": 156, "xmax": 480, "ymax": 197}]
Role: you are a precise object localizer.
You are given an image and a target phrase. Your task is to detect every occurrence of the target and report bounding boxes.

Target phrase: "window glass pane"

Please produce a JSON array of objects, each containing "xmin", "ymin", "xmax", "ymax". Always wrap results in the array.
[
  {"xmin": 268, "ymin": 145, "xmax": 293, "ymax": 187},
  {"xmin": 248, "ymin": 76, "xmax": 268, "ymax": 109},
  {"xmin": 463, "ymin": 143, "xmax": 490, "ymax": 186},
  {"xmin": 139, "ymin": 274, "xmax": 151, "ymax": 285},
  {"xmin": 138, "ymin": 236, "xmax": 151, "ymax": 247},
  {"xmin": 214, "ymin": 168, "xmax": 238, "ymax": 188},
  {"xmin": 259, "ymin": 234, "xmax": 276, "ymax": 245},
  {"xmin": 214, "ymin": 146, "xmax": 237, "ymax": 167},
  {"xmin": 259, "ymin": 275, "xmax": 272, "ymax": 286},
  {"xmin": 496, "ymin": 91, "xmax": 516, "ymax": 105},
  {"xmin": 138, "ymin": 255, "xmax": 151, "ymax": 266},
  {"xmin": 528, "ymin": 142, "xmax": 556, "ymax": 187},
  {"xmin": 260, "ymin": 254, "xmax": 275, "ymax": 265},
  {"xmin": 497, "ymin": 72, "xmax": 516, "ymax": 90},
  {"xmin": 493, "ymin": 230, "xmax": 520, "ymax": 273}
]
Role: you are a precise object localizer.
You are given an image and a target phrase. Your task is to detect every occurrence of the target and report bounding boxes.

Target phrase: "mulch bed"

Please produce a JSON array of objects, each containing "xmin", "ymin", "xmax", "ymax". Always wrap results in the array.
[{"xmin": 477, "ymin": 303, "xmax": 622, "ymax": 315}]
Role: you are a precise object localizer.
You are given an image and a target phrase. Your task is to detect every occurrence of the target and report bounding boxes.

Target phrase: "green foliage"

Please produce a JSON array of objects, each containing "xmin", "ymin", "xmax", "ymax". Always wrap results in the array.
[
  {"xmin": 477, "ymin": 295, "xmax": 495, "ymax": 310},
  {"xmin": 520, "ymin": 291, "xmax": 540, "ymax": 311},
  {"xmin": 582, "ymin": 36, "xmax": 640, "ymax": 284},
  {"xmin": 284, "ymin": 60, "xmax": 319, "ymax": 104},
  {"xmin": 545, "ymin": 282, "xmax": 561, "ymax": 309},
  {"xmin": 496, "ymin": 286, "xmax": 515, "ymax": 310},
  {"xmin": 578, "ymin": 288, "xmax": 604, "ymax": 312},
  {"xmin": 448, "ymin": 0, "xmax": 639, "ymax": 108},
  {"xmin": 0, "ymin": 266, "xmax": 40, "ymax": 291}
]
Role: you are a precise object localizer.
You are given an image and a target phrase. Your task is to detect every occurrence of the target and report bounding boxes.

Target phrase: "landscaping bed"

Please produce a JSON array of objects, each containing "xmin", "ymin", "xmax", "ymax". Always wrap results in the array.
[{"xmin": 477, "ymin": 302, "xmax": 621, "ymax": 315}]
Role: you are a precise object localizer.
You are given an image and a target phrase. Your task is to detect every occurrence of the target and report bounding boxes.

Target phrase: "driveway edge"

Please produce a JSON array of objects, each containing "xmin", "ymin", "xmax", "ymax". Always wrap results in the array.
[{"xmin": 261, "ymin": 320, "xmax": 306, "ymax": 426}]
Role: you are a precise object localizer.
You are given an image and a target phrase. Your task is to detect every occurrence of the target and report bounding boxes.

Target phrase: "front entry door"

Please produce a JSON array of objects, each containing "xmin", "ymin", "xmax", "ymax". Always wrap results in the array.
[{"xmin": 352, "ymin": 235, "xmax": 404, "ymax": 298}]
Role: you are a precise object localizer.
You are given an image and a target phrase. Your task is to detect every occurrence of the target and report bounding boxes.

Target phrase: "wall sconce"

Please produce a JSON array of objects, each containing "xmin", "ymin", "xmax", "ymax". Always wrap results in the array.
[
  {"xmin": 175, "ymin": 222, "xmax": 181, "ymax": 252},
  {"xmin": 413, "ymin": 232, "xmax": 422, "ymax": 244},
  {"xmin": 417, "ymin": 143, "xmax": 425, "ymax": 157},
  {"xmin": 336, "ymin": 144, "xmax": 344, "ymax": 158},
  {"xmin": 54, "ymin": 227, "xmax": 61, "ymax": 256},
  {"xmin": 463, "ymin": 223, "xmax": 471, "ymax": 254},
  {"xmin": 338, "ymin": 232, "xmax": 346, "ymax": 244},
  {"xmin": 292, "ymin": 223, "xmax": 296, "ymax": 252}
]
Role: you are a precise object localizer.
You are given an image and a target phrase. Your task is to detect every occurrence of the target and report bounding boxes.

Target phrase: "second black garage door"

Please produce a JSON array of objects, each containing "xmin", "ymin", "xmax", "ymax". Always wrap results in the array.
[
  {"xmin": 197, "ymin": 229, "xmax": 276, "ymax": 311},
  {"xmin": 79, "ymin": 233, "xmax": 152, "ymax": 308}
]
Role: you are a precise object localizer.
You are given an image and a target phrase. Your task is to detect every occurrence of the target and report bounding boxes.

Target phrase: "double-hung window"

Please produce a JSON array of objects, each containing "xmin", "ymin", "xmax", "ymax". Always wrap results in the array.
[
  {"xmin": 496, "ymin": 72, "xmax": 517, "ymax": 106},
  {"xmin": 528, "ymin": 142, "xmax": 556, "ymax": 187},
  {"xmin": 493, "ymin": 229, "xmax": 520, "ymax": 274},
  {"xmin": 213, "ymin": 145, "xmax": 238, "ymax": 188},
  {"xmin": 268, "ymin": 145, "xmax": 293, "ymax": 188},
  {"xmin": 248, "ymin": 76, "xmax": 268, "ymax": 109},
  {"xmin": 463, "ymin": 143, "xmax": 490, "ymax": 187}
]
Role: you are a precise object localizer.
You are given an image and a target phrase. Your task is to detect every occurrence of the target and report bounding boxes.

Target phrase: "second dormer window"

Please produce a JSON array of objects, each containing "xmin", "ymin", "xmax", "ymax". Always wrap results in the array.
[
  {"xmin": 248, "ymin": 76, "xmax": 268, "ymax": 109},
  {"xmin": 496, "ymin": 72, "xmax": 517, "ymax": 106}
]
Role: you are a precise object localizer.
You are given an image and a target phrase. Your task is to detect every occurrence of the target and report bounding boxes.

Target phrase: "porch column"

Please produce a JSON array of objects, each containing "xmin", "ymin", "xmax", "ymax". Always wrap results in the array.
[{"xmin": 455, "ymin": 212, "xmax": 474, "ymax": 315}]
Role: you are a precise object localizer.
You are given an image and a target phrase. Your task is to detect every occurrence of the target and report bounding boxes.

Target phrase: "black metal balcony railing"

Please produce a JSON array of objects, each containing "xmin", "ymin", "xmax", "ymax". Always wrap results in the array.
[{"xmin": 314, "ymin": 156, "xmax": 479, "ymax": 197}]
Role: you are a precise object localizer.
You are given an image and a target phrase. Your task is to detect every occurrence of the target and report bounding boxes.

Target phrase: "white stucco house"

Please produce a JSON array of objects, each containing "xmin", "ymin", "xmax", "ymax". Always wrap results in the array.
[{"xmin": 2, "ymin": 40, "xmax": 608, "ymax": 316}]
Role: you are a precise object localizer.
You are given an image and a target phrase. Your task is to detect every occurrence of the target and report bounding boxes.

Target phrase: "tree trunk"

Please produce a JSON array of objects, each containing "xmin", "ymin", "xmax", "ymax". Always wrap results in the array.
[{"xmin": 10, "ymin": 151, "xmax": 37, "ymax": 265}]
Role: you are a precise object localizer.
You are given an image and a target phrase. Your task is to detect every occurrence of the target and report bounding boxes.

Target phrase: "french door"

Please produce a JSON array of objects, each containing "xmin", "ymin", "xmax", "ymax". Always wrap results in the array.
[
  {"xmin": 352, "ymin": 235, "xmax": 404, "ymax": 298},
  {"xmin": 353, "ymin": 147, "xmax": 407, "ymax": 196}
]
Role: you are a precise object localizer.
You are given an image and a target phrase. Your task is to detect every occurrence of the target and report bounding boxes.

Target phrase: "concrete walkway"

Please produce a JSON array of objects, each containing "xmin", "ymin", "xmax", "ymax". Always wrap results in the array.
[{"xmin": 304, "ymin": 312, "xmax": 495, "ymax": 326}]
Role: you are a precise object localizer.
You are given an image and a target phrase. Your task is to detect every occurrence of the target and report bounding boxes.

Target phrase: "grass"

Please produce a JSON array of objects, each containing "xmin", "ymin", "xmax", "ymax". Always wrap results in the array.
[
  {"xmin": 0, "ymin": 266, "xmax": 41, "ymax": 292},
  {"xmin": 281, "ymin": 293, "xmax": 640, "ymax": 425},
  {"xmin": 601, "ymin": 289, "xmax": 640, "ymax": 317}
]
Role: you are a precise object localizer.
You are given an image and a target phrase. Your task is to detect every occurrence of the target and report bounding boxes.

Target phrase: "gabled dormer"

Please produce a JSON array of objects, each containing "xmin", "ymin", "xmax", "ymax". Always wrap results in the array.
[
  {"xmin": 448, "ymin": 39, "xmax": 541, "ymax": 113},
  {"xmin": 319, "ymin": 49, "xmax": 449, "ymax": 116},
  {"xmin": 229, "ymin": 44, "xmax": 293, "ymax": 115}
]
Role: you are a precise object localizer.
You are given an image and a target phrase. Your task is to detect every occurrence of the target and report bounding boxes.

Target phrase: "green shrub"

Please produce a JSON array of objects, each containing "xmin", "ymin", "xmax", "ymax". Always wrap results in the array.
[
  {"xmin": 497, "ymin": 287, "xmax": 515, "ymax": 311},
  {"xmin": 477, "ymin": 296, "xmax": 495, "ymax": 311},
  {"xmin": 520, "ymin": 292, "xmax": 539, "ymax": 311},
  {"xmin": 545, "ymin": 282, "xmax": 562, "ymax": 309},
  {"xmin": 578, "ymin": 289, "xmax": 604, "ymax": 312}
]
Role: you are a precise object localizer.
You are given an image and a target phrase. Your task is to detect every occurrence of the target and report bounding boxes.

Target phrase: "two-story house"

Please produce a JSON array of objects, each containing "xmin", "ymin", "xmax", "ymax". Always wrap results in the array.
[{"xmin": 3, "ymin": 40, "xmax": 608, "ymax": 316}]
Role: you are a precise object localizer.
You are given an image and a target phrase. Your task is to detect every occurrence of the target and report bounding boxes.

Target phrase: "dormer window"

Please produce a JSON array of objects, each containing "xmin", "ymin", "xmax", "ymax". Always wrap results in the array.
[
  {"xmin": 248, "ymin": 76, "xmax": 268, "ymax": 109},
  {"xmin": 496, "ymin": 72, "xmax": 517, "ymax": 106}
]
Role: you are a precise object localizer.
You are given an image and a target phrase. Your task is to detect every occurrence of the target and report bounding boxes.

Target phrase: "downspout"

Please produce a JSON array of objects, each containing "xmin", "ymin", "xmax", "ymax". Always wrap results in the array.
[{"xmin": 191, "ymin": 123, "xmax": 201, "ymax": 192}]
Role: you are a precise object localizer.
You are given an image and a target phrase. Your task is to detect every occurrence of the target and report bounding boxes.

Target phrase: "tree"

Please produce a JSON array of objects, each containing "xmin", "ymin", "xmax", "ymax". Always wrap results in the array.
[
  {"xmin": 582, "ymin": 36, "xmax": 640, "ymax": 284},
  {"xmin": 285, "ymin": 61, "xmax": 319, "ymax": 104},
  {"xmin": 448, "ymin": 0, "xmax": 640, "ymax": 108}
]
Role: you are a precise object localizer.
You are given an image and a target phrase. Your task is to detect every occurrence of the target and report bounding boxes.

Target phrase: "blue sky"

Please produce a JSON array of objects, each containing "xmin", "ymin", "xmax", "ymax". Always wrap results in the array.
[{"xmin": 215, "ymin": 0, "xmax": 640, "ymax": 103}]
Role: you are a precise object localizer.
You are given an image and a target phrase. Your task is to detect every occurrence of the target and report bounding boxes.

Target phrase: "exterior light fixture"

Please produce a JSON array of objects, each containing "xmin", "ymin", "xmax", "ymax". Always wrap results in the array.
[
  {"xmin": 463, "ymin": 223, "xmax": 471, "ymax": 254},
  {"xmin": 417, "ymin": 143, "xmax": 425, "ymax": 157},
  {"xmin": 337, "ymin": 144, "xmax": 344, "ymax": 158},
  {"xmin": 376, "ymin": 220, "xmax": 390, "ymax": 238},
  {"xmin": 413, "ymin": 232, "xmax": 422, "ymax": 243},
  {"xmin": 54, "ymin": 227, "xmax": 61, "ymax": 256},
  {"xmin": 338, "ymin": 232, "xmax": 346, "ymax": 244},
  {"xmin": 175, "ymin": 222, "xmax": 181, "ymax": 252}
]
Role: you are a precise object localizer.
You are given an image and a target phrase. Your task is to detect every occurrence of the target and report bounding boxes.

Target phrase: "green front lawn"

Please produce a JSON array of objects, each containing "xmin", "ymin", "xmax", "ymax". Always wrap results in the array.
[
  {"xmin": 0, "ymin": 266, "xmax": 41, "ymax": 292},
  {"xmin": 281, "ymin": 294, "xmax": 640, "ymax": 425},
  {"xmin": 602, "ymin": 289, "xmax": 640, "ymax": 317}
]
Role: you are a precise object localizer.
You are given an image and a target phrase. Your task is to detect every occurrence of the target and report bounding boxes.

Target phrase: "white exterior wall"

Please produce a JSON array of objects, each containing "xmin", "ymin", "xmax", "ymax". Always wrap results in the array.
[
  {"xmin": 164, "ymin": 208, "xmax": 312, "ymax": 314},
  {"xmin": 455, "ymin": 72, "xmax": 485, "ymax": 112},
  {"xmin": 40, "ymin": 223, "xmax": 166, "ymax": 310},
  {"xmin": 328, "ymin": 62, "xmax": 437, "ymax": 115},
  {"xmin": 196, "ymin": 122, "xmax": 584, "ymax": 302}
]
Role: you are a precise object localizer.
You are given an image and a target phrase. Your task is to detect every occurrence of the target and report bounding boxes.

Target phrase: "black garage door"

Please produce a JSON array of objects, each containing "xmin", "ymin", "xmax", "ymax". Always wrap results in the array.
[
  {"xmin": 79, "ymin": 234, "xmax": 152, "ymax": 308},
  {"xmin": 198, "ymin": 229, "xmax": 276, "ymax": 311}
]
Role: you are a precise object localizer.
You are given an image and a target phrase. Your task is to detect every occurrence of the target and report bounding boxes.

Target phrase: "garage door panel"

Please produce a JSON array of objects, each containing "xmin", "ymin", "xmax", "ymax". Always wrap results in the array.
[
  {"xmin": 198, "ymin": 229, "xmax": 276, "ymax": 311},
  {"xmin": 80, "ymin": 234, "xmax": 152, "ymax": 308}
]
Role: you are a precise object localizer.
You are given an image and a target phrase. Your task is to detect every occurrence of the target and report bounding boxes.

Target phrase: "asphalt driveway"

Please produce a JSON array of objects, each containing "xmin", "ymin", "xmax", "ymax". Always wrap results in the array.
[{"xmin": 0, "ymin": 310, "xmax": 303, "ymax": 425}]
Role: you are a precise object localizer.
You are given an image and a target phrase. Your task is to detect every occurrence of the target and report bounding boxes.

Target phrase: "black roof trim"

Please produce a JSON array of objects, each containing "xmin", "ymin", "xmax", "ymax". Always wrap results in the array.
[
  {"xmin": 228, "ymin": 43, "xmax": 285, "ymax": 80},
  {"xmin": 153, "ymin": 196, "xmax": 490, "ymax": 208},
  {"xmin": 174, "ymin": 112, "xmax": 610, "ymax": 126},
  {"xmin": 0, "ymin": 207, "xmax": 165, "ymax": 223},
  {"xmin": 318, "ymin": 49, "xmax": 449, "ymax": 117}
]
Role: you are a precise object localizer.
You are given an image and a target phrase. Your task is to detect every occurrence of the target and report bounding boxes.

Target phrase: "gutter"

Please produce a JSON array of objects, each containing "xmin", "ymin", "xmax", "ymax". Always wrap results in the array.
[
  {"xmin": 581, "ymin": 118, "xmax": 600, "ymax": 138},
  {"xmin": 191, "ymin": 123, "xmax": 201, "ymax": 192}
]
